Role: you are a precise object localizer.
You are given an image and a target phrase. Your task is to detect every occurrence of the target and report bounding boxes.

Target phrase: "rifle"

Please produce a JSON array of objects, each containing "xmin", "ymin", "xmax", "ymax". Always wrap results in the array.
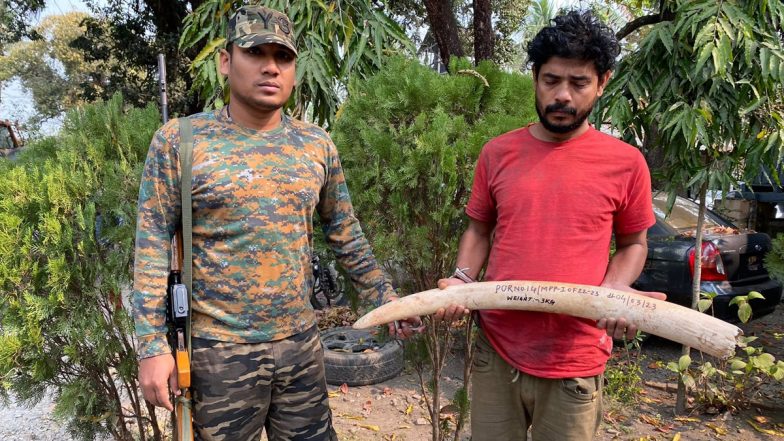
[
  {"xmin": 159, "ymin": 52, "xmax": 194, "ymax": 441},
  {"xmin": 168, "ymin": 232, "xmax": 193, "ymax": 440}
]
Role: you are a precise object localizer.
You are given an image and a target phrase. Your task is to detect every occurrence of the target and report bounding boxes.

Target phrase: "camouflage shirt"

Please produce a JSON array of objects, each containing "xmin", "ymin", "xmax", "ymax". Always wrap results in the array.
[{"xmin": 132, "ymin": 107, "xmax": 395, "ymax": 359}]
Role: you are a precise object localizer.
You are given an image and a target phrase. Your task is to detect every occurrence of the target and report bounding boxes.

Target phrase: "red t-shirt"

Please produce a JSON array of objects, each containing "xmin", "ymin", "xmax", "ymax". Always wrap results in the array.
[{"xmin": 466, "ymin": 125, "xmax": 655, "ymax": 378}]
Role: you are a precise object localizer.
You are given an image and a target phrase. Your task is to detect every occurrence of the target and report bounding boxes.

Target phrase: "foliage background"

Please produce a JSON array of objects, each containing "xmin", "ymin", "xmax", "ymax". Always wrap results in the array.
[
  {"xmin": 0, "ymin": 95, "xmax": 162, "ymax": 439},
  {"xmin": 595, "ymin": 0, "xmax": 784, "ymax": 197},
  {"xmin": 181, "ymin": 0, "xmax": 413, "ymax": 127},
  {"xmin": 333, "ymin": 56, "xmax": 537, "ymax": 293}
]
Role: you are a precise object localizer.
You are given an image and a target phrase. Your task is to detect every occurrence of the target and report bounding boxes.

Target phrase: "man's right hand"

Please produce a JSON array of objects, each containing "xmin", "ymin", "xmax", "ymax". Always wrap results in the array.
[
  {"xmin": 139, "ymin": 353, "xmax": 179, "ymax": 411},
  {"xmin": 434, "ymin": 277, "xmax": 471, "ymax": 324}
]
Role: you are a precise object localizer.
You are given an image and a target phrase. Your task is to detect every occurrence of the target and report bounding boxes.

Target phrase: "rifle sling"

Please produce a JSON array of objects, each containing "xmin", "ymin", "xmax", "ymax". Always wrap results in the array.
[{"xmin": 179, "ymin": 117, "xmax": 194, "ymax": 359}]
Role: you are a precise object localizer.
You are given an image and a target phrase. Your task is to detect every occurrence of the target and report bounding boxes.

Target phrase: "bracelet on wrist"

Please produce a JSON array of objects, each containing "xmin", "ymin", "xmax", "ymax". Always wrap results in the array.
[{"xmin": 452, "ymin": 267, "xmax": 476, "ymax": 283}]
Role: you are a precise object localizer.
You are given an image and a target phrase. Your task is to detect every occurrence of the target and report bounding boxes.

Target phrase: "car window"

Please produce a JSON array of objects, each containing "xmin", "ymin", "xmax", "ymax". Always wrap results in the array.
[{"xmin": 652, "ymin": 193, "xmax": 733, "ymax": 231}]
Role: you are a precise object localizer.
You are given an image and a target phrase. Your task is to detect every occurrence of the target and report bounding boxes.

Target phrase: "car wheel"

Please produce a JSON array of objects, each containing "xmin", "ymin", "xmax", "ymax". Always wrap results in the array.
[{"xmin": 320, "ymin": 327, "xmax": 404, "ymax": 386}]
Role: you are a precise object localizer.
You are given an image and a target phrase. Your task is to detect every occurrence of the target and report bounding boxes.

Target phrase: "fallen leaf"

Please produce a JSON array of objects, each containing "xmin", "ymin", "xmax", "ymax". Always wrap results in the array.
[
  {"xmin": 383, "ymin": 387, "xmax": 392, "ymax": 396},
  {"xmin": 672, "ymin": 434, "xmax": 681, "ymax": 441},
  {"xmin": 404, "ymin": 403, "xmax": 414, "ymax": 415},
  {"xmin": 358, "ymin": 424, "xmax": 380, "ymax": 432},
  {"xmin": 328, "ymin": 391, "xmax": 340, "ymax": 398},
  {"xmin": 394, "ymin": 425, "xmax": 411, "ymax": 430},
  {"xmin": 655, "ymin": 424, "xmax": 674, "ymax": 434},
  {"xmin": 336, "ymin": 413, "xmax": 365, "ymax": 421},
  {"xmin": 640, "ymin": 414, "xmax": 661, "ymax": 426},
  {"xmin": 705, "ymin": 423, "xmax": 728, "ymax": 435},
  {"xmin": 339, "ymin": 383, "xmax": 349, "ymax": 395},
  {"xmin": 747, "ymin": 419, "xmax": 784, "ymax": 436},
  {"xmin": 674, "ymin": 417, "xmax": 700, "ymax": 423},
  {"xmin": 754, "ymin": 416, "xmax": 769, "ymax": 424},
  {"xmin": 603, "ymin": 411, "xmax": 620, "ymax": 424}
]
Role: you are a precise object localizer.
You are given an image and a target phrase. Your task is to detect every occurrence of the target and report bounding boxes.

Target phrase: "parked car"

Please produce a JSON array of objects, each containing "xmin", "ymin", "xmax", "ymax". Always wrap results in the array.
[
  {"xmin": 633, "ymin": 193, "xmax": 783, "ymax": 322},
  {"xmin": 0, "ymin": 119, "xmax": 22, "ymax": 150}
]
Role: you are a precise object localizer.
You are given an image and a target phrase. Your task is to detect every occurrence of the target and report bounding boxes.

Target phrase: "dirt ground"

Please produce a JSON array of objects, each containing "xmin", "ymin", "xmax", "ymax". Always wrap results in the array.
[{"xmin": 324, "ymin": 304, "xmax": 784, "ymax": 441}]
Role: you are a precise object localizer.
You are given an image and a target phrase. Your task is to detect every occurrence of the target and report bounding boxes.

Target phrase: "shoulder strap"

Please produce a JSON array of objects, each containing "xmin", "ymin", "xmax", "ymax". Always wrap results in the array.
[{"xmin": 178, "ymin": 117, "xmax": 194, "ymax": 355}]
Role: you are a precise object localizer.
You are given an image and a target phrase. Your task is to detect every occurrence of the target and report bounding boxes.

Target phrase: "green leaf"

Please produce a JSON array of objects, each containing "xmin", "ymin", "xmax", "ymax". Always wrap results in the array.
[
  {"xmin": 730, "ymin": 359, "xmax": 747, "ymax": 370},
  {"xmin": 717, "ymin": 18, "xmax": 735, "ymax": 41},
  {"xmin": 695, "ymin": 42, "xmax": 715, "ymax": 75},
  {"xmin": 746, "ymin": 291, "xmax": 765, "ymax": 300},
  {"xmin": 682, "ymin": 373, "xmax": 696, "ymax": 390},
  {"xmin": 694, "ymin": 23, "xmax": 716, "ymax": 48},
  {"xmin": 719, "ymin": 33, "xmax": 733, "ymax": 66},
  {"xmin": 738, "ymin": 303, "xmax": 752, "ymax": 323},
  {"xmin": 659, "ymin": 26, "xmax": 674, "ymax": 54},
  {"xmin": 679, "ymin": 354, "xmax": 692, "ymax": 372},
  {"xmin": 761, "ymin": 48, "xmax": 771, "ymax": 78},
  {"xmin": 752, "ymin": 353, "xmax": 776, "ymax": 369},
  {"xmin": 744, "ymin": 38, "xmax": 757, "ymax": 65},
  {"xmin": 193, "ymin": 37, "xmax": 226, "ymax": 66},
  {"xmin": 771, "ymin": 56, "xmax": 782, "ymax": 81},
  {"xmin": 739, "ymin": 97, "xmax": 765, "ymax": 116},
  {"xmin": 697, "ymin": 298, "xmax": 713, "ymax": 312},
  {"xmin": 711, "ymin": 45, "xmax": 723, "ymax": 75}
]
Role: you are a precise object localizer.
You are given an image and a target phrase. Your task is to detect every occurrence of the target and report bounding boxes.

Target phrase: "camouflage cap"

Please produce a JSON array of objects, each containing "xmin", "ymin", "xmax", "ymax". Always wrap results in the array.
[{"xmin": 227, "ymin": 5, "xmax": 297, "ymax": 56}]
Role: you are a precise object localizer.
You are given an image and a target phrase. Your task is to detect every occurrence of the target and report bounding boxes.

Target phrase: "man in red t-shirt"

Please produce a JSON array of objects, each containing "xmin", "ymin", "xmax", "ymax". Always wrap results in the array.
[{"xmin": 436, "ymin": 11, "xmax": 665, "ymax": 441}]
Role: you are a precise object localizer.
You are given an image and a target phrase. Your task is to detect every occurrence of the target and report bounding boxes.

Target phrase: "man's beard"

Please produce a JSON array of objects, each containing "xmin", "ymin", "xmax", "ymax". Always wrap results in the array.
[{"xmin": 535, "ymin": 96, "xmax": 594, "ymax": 135}]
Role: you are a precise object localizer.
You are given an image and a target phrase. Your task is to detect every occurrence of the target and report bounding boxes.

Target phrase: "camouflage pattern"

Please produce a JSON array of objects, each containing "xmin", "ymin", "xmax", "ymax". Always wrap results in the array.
[
  {"xmin": 190, "ymin": 326, "xmax": 337, "ymax": 440},
  {"xmin": 228, "ymin": 5, "xmax": 297, "ymax": 55},
  {"xmin": 132, "ymin": 107, "xmax": 395, "ymax": 359}
]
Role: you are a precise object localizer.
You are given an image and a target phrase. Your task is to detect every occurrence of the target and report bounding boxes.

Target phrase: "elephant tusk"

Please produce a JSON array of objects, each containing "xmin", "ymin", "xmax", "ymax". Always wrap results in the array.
[{"xmin": 354, "ymin": 281, "xmax": 742, "ymax": 359}]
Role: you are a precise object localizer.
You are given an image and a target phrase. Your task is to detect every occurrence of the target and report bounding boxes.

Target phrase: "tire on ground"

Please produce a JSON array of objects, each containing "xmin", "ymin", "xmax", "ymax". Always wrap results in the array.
[{"xmin": 320, "ymin": 327, "xmax": 404, "ymax": 386}]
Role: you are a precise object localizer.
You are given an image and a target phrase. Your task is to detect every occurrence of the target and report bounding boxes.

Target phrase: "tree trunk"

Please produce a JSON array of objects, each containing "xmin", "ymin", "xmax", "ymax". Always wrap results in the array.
[
  {"xmin": 473, "ymin": 0, "xmax": 494, "ymax": 63},
  {"xmin": 641, "ymin": 123, "xmax": 668, "ymax": 189},
  {"xmin": 423, "ymin": 0, "xmax": 464, "ymax": 68},
  {"xmin": 675, "ymin": 182, "xmax": 708, "ymax": 414}
]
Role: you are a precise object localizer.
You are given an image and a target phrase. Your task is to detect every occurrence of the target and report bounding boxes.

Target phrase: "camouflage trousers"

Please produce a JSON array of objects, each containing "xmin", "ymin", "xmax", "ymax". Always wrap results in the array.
[{"xmin": 191, "ymin": 326, "xmax": 338, "ymax": 441}]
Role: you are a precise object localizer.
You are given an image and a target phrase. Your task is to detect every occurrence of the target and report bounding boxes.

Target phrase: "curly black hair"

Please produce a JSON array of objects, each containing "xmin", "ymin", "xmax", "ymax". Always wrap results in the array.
[{"xmin": 527, "ymin": 10, "xmax": 620, "ymax": 78}]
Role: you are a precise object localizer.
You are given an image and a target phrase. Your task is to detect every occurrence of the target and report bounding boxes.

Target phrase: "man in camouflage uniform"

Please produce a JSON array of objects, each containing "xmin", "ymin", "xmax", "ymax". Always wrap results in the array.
[{"xmin": 132, "ymin": 5, "xmax": 418, "ymax": 440}]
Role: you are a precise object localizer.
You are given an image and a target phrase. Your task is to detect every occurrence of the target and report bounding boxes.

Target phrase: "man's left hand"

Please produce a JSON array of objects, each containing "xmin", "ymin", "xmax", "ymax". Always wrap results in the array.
[
  {"xmin": 385, "ymin": 296, "xmax": 424, "ymax": 339},
  {"xmin": 595, "ymin": 284, "xmax": 666, "ymax": 340}
]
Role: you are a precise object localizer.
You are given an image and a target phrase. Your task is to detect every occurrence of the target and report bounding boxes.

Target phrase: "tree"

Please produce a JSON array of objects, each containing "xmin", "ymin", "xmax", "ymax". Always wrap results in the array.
[
  {"xmin": 0, "ymin": 95, "xmax": 164, "ymax": 440},
  {"xmin": 1, "ymin": 1, "xmax": 204, "ymax": 130},
  {"xmin": 0, "ymin": 13, "xmax": 102, "ymax": 124},
  {"xmin": 0, "ymin": 0, "xmax": 45, "ymax": 46},
  {"xmin": 595, "ymin": 0, "xmax": 784, "ymax": 413},
  {"xmin": 390, "ymin": 0, "xmax": 531, "ymax": 68},
  {"xmin": 75, "ymin": 0, "xmax": 205, "ymax": 117},
  {"xmin": 181, "ymin": 0, "xmax": 413, "ymax": 127}
]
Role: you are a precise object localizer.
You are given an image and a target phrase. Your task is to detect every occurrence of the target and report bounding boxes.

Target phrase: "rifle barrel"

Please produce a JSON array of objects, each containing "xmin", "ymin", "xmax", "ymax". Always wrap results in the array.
[{"xmin": 158, "ymin": 53, "xmax": 169, "ymax": 124}]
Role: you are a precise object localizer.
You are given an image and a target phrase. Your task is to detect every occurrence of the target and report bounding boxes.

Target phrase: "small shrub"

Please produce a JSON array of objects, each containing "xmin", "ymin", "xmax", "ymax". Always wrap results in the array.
[
  {"xmin": 604, "ymin": 333, "xmax": 646, "ymax": 404},
  {"xmin": 0, "ymin": 94, "xmax": 163, "ymax": 440},
  {"xmin": 764, "ymin": 233, "xmax": 784, "ymax": 284},
  {"xmin": 333, "ymin": 56, "xmax": 536, "ymax": 294},
  {"xmin": 668, "ymin": 292, "xmax": 784, "ymax": 411}
]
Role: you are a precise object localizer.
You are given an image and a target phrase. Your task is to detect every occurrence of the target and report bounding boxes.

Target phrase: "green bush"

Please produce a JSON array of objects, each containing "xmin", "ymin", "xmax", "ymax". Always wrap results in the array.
[
  {"xmin": 333, "ymin": 57, "xmax": 536, "ymax": 441},
  {"xmin": 332, "ymin": 56, "xmax": 537, "ymax": 293},
  {"xmin": 765, "ymin": 233, "xmax": 784, "ymax": 284},
  {"xmin": 0, "ymin": 95, "xmax": 163, "ymax": 440}
]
